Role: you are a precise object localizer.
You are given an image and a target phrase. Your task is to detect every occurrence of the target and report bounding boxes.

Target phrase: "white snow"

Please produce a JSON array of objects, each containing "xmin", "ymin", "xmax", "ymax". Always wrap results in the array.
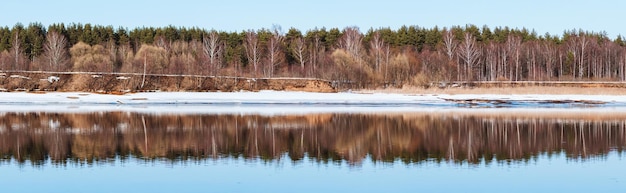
[
  {"xmin": 440, "ymin": 94, "xmax": 625, "ymax": 102},
  {"xmin": 0, "ymin": 90, "xmax": 445, "ymax": 105},
  {"xmin": 0, "ymin": 90, "xmax": 625, "ymax": 114},
  {"xmin": 47, "ymin": 76, "xmax": 60, "ymax": 83}
]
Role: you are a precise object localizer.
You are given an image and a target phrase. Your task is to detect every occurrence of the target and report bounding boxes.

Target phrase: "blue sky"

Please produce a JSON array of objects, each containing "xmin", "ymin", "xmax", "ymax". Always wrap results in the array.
[{"xmin": 3, "ymin": 0, "xmax": 624, "ymax": 38}]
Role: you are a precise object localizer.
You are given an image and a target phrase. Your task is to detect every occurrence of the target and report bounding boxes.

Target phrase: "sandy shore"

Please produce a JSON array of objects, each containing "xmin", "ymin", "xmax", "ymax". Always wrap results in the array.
[{"xmin": 358, "ymin": 86, "xmax": 626, "ymax": 95}]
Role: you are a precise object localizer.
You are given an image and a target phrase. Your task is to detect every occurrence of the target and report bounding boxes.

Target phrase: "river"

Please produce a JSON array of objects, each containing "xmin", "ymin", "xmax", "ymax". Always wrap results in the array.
[{"xmin": 1, "ymin": 109, "xmax": 624, "ymax": 192}]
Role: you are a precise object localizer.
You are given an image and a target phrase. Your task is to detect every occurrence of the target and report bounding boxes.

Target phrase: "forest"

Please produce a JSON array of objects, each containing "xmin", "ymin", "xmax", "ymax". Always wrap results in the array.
[{"xmin": 1, "ymin": 23, "xmax": 626, "ymax": 88}]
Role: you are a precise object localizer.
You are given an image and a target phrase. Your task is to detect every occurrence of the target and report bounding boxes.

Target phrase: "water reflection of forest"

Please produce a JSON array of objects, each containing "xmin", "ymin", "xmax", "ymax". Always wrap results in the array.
[{"xmin": 1, "ymin": 111, "xmax": 625, "ymax": 165}]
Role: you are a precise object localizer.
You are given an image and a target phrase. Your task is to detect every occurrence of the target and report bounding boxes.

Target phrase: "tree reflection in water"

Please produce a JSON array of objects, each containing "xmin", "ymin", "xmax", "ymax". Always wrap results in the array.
[{"xmin": 1, "ymin": 111, "xmax": 625, "ymax": 166}]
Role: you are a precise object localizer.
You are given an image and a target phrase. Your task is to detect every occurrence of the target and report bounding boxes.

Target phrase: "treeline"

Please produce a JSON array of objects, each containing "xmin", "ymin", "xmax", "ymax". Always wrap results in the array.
[{"xmin": 1, "ymin": 23, "xmax": 626, "ymax": 88}]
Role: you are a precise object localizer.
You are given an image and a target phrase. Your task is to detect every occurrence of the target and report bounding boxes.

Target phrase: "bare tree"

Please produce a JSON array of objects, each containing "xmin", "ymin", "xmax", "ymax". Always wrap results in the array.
[
  {"xmin": 621, "ymin": 51, "xmax": 626, "ymax": 81},
  {"xmin": 43, "ymin": 31, "xmax": 69, "ymax": 71},
  {"xmin": 309, "ymin": 34, "xmax": 324, "ymax": 77},
  {"xmin": 578, "ymin": 34, "xmax": 589, "ymax": 78},
  {"xmin": 244, "ymin": 30, "xmax": 260, "ymax": 76},
  {"xmin": 566, "ymin": 37, "xmax": 578, "ymax": 79},
  {"xmin": 310, "ymin": 35, "xmax": 319, "ymax": 75},
  {"xmin": 442, "ymin": 30, "xmax": 457, "ymax": 61},
  {"xmin": 118, "ymin": 43, "xmax": 133, "ymax": 73},
  {"xmin": 338, "ymin": 27, "xmax": 363, "ymax": 60},
  {"xmin": 525, "ymin": 41, "xmax": 539, "ymax": 81},
  {"xmin": 369, "ymin": 31, "xmax": 384, "ymax": 72},
  {"xmin": 107, "ymin": 40, "xmax": 118, "ymax": 72},
  {"xmin": 602, "ymin": 40, "xmax": 620, "ymax": 79},
  {"xmin": 384, "ymin": 44, "xmax": 391, "ymax": 82},
  {"xmin": 443, "ymin": 30, "xmax": 460, "ymax": 80},
  {"xmin": 485, "ymin": 42, "xmax": 498, "ymax": 80},
  {"xmin": 11, "ymin": 32, "xmax": 21, "ymax": 70},
  {"xmin": 337, "ymin": 27, "xmax": 370, "ymax": 84},
  {"xmin": 291, "ymin": 37, "xmax": 306, "ymax": 73},
  {"xmin": 265, "ymin": 30, "xmax": 284, "ymax": 77},
  {"xmin": 0, "ymin": 51, "xmax": 10, "ymax": 70},
  {"xmin": 457, "ymin": 33, "xmax": 481, "ymax": 81},
  {"xmin": 565, "ymin": 32, "xmax": 591, "ymax": 79},
  {"xmin": 498, "ymin": 40, "xmax": 509, "ymax": 80},
  {"xmin": 154, "ymin": 36, "xmax": 171, "ymax": 53},
  {"xmin": 542, "ymin": 41, "xmax": 557, "ymax": 80},
  {"xmin": 506, "ymin": 35, "xmax": 522, "ymax": 80},
  {"xmin": 203, "ymin": 31, "xmax": 223, "ymax": 76}
]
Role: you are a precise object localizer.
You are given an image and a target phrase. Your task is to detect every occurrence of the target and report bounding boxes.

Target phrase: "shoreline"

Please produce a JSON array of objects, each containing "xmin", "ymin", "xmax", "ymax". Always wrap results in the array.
[
  {"xmin": 4, "ymin": 71, "xmax": 626, "ymax": 95},
  {"xmin": 358, "ymin": 86, "xmax": 626, "ymax": 95},
  {"xmin": 3, "ymin": 85, "xmax": 626, "ymax": 96}
]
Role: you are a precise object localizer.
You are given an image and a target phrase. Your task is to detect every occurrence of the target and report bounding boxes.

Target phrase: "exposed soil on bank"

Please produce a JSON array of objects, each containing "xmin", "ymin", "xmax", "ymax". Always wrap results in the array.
[
  {"xmin": 4, "ymin": 71, "xmax": 626, "ymax": 95},
  {"xmin": 0, "ymin": 72, "xmax": 336, "ymax": 93}
]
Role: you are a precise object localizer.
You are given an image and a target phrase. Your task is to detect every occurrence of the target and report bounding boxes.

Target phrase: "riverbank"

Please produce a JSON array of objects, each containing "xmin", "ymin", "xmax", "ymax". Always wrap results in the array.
[
  {"xmin": 0, "ymin": 71, "xmax": 336, "ymax": 93},
  {"xmin": 361, "ymin": 85, "xmax": 626, "ymax": 95},
  {"xmin": 5, "ymin": 71, "xmax": 626, "ymax": 96}
]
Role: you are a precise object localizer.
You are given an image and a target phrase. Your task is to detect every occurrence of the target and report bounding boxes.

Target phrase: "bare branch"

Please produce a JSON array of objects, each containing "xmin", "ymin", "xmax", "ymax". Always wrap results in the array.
[
  {"xmin": 443, "ymin": 30, "xmax": 457, "ymax": 60},
  {"xmin": 244, "ymin": 30, "xmax": 260, "ymax": 75},
  {"xmin": 457, "ymin": 33, "xmax": 481, "ymax": 81},
  {"xmin": 43, "ymin": 31, "xmax": 69, "ymax": 71},
  {"xmin": 11, "ymin": 32, "xmax": 21, "ymax": 70},
  {"xmin": 291, "ymin": 37, "xmax": 306, "ymax": 70},
  {"xmin": 369, "ymin": 31, "xmax": 384, "ymax": 72},
  {"xmin": 265, "ymin": 30, "xmax": 284, "ymax": 77},
  {"xmin": 203, "ymin": 31, "xmax": 223, "ymax": 75},
  {"xmin": 338, "ymin": 27, "xmax": 363, "ymax": 59}
]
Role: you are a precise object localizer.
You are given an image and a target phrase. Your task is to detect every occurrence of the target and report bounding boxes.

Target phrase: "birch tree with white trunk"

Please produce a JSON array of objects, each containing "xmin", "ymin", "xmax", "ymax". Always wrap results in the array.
[
  {"xmin": 203, "ymin": 31, "xmax": 223, "ymax": 76},
  {"xmin": 443, "ymin": 30, "xmax": 457, "ymax": 61},
  {"xmin": 338, "ymin": 27, "xmax": 363, "ymax": 60},
  {"xmin": 369, "ymin": 31, "xmax": 384, "ymax": 73},
  {"xmin": 43, "ymin": 31, "xmax": 69, "ymax": 71},
  {"xmin": 244, "ymin": 30, "xmax": 260, "ymax": 75},
  {"xmin": 290, "ymin": 37, "xmax": 306, "ymax": 71},
  {"xmin": 265, "ymin": 30, "xmax": 284, "ymax": 78},
  {"xmin": 443, "ymin": 30, "xmax": 459, "ymax": 80},
  {"xmin": 457, "ymin": 32, "xmax": 481, "ymax": 81},
  {"xmin": 506, "ymin": 35, "xmax": 521, "ymax": 80}
]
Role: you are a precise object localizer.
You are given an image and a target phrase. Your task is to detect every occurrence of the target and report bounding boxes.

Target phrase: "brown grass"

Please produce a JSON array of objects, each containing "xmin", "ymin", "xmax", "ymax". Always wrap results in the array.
[{"xmin": 362, "ymin": 86, "xmax": 626, "ymax": 95}]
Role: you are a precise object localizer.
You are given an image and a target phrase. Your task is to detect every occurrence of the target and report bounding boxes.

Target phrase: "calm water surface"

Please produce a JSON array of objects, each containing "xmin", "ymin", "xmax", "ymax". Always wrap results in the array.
[{"xmin": 1, "ymin": 110, "xmax": 625, "ymax": 192}]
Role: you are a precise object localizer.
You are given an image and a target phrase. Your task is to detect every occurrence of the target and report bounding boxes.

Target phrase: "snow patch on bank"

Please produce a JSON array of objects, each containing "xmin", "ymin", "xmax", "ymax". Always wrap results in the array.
[
  {"xmin": 0, "ymin": 91, "xmax": 445, "ymax": 105},
  {"xmin": 0, "ymin": 91, "xmax": 625, "ymax": 114}
]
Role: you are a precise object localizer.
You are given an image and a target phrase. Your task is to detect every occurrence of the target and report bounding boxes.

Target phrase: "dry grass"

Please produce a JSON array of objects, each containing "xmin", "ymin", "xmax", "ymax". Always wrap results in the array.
[{"xmin": 362, "ymin": 86, "xmax": 626, "ymax": 95}]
